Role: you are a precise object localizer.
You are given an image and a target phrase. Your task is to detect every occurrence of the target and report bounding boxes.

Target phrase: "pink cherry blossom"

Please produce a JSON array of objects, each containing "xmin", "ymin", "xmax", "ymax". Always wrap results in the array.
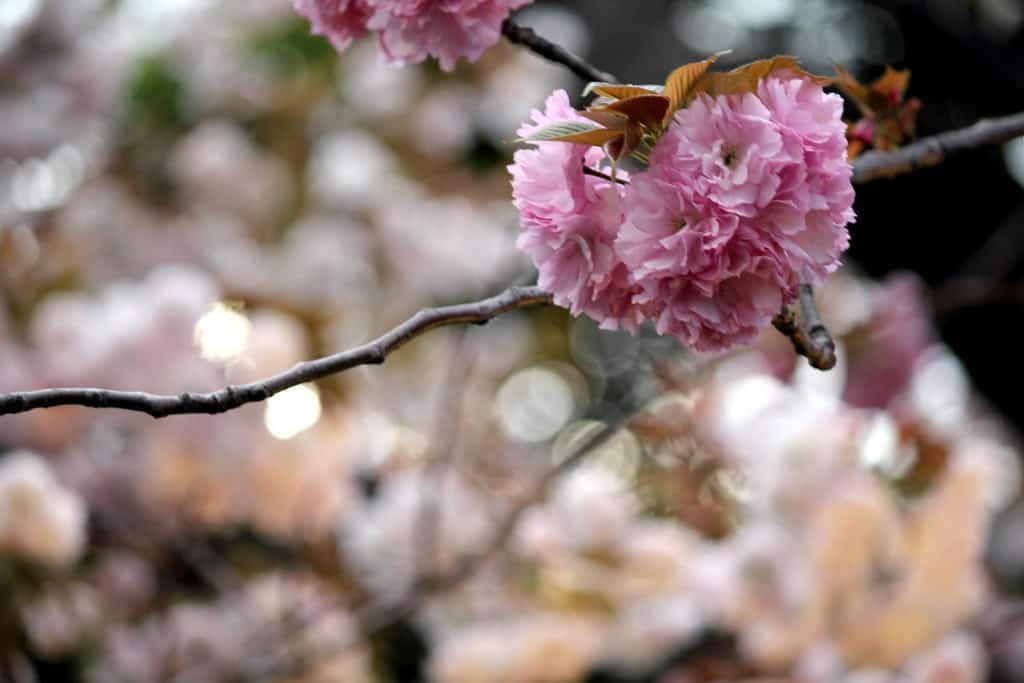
[
  {"xmin": 509, "ymin": 90, "xmax": 644, "ymax": 331},
  {"xmin": 293, "ymin": 0, "xmax": 533, "ymax": 71},
  {"xmin": 615, "ymin": 74, "xmax": 855, "ymax": 351},
  {"xmin": 293, "ymin": 0, "xmax": 371, "ymax": 53}
]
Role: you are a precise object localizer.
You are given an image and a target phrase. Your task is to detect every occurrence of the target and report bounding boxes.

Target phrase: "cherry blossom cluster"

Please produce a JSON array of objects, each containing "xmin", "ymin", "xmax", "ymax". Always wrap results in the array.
[
  {"xmin": 511, "ymin": 75, "xmax": 856, "ymax": 352},
  {"xmin": 293, "ymin": 0, "xmax": 533, "ymax": 71}
]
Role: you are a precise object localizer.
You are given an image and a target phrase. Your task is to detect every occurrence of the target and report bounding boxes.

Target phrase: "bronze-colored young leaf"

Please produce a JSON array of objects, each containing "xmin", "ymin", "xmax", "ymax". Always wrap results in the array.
[
  {"xmin": 835, "ymin": 64, "xmax": 872, "ymax": 113},
  {"xmin": 603, "ymin": 94, "xmax": 671, "ymax": 130},
  {"xmin": 873, "ymin": 67, "xmax": 911, "ymax": 105},
  {"xmin": 691, "ymin": 55, "xmax": 831, "ymax": 100},
  {"xmin": 605, "ymin": 123, "xmax": 643, "ymax": 163},
  {"xmin": 579, "ymin": 109, "xmax": 630, "ymax": 130},
  {"xmin": 899, "ymin": 98, "xmax": 922, "ymax": 138},
  {"xmin": 874, "ymin": 118, "xmax": 905, "ymax": 151},
  {"xmin": 836, "ymin": 64, "xmax": 912, "ymax": 117},
  {"xmin": 835, "ymin": 64, "xmax": 921, "ymax": 154},
  {"xmin": 584, "ymin": 83, "xmax": 661, "ymax": 101},
  {"xmin": 662, "ymin": 52, "xmax": 724, "ymax": 123}
]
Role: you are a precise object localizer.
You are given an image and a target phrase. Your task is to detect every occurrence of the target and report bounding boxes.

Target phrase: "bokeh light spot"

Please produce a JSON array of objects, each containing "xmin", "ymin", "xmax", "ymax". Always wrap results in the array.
[
  {"xmin": 265, "ymin": 384, "xmax": 322, "ymax": 440},
  {"xmin": 1003, "ymin": 136, "xmax": 1024, "ymax": 187},
  {"xmin": 193, "ymin": 302, "xmax": 251, "ymax": 364},
  {"xmin": 496, "ymin": 367, "xmax": 575, "ymax": 443}
]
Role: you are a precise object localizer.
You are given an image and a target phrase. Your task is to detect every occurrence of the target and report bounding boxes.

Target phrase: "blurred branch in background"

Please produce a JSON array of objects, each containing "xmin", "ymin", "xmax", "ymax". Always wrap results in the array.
[
  {"xmin": 416, "ymin": 329, "xmax": 473, "ymax": 577},
  {"xmin": 853, "ymin": 111, "xmax": 1024, "ymax": 182},
  {"xmin": 932, "ymin": 278, "xmax": 1024, "ymax": 316}
]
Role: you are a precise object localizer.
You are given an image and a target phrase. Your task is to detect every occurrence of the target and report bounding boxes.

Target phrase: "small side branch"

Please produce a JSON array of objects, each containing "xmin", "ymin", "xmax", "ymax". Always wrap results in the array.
[
  {"xmin": 501, "ymin": 19, "xmax": 619, "ymax": 85},
  {"xmin": 357, "ymin": 418, "xmax": 624, "ymax": 634},
  {"xmin": 772, "ymin": 284, "xmax": 836, "ymax": 371},
  {"xmin": 853, "ymin": 111, "xmax": 1024, "ymax": 183},
  {"xmin": 0, "ymin": 286, "xmax": 552, "ymax": 417},
  {"xmin": 415, "ymin": 329, "xmax": 473, "ymax": 576}
]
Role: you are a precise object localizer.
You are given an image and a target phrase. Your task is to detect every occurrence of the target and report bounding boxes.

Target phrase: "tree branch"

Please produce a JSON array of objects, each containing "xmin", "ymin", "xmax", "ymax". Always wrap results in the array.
[
  {"xmin": 852, "ymin": 111, "xmax": 1024, "ymax": 183},
  {"xmin": 768, "ymin": 112, "xmax": 1024, "ymax": 368},
  {"xmin": 772, "ymin": 284, "xmax": 836, "ymax": 371},
  {"xmin": 501, "ymin": 19, "xmax": 618, "ymax": 85},
  {"xmin": 415, "ymin": 329, "xmax": 473, "ymax": 576},
  {"xmin": 0, "ymin": 286, "xmax": 552, "ymax": 417},
  {"xmin": 8, "ymin": 38, "xmax": 1024, "ymax": 415}
]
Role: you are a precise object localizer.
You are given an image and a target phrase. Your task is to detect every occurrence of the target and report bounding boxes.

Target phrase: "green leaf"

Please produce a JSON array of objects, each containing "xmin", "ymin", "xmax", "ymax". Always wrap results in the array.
[{"xmin": 519, "ymin": 121, "xmax": 608, "ymax": 143}]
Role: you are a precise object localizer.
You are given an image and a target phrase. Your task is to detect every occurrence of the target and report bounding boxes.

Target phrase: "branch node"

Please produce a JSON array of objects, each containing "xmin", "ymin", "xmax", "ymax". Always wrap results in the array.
[{"xmin": 772, "ymin": 284, "xmax": 836, "ymax": 371}]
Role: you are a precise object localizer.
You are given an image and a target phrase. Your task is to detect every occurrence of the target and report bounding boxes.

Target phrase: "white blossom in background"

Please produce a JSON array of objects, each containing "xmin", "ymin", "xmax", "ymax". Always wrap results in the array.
[
  {"xmin": 428, "ymin": 616, "xmax": 603, "ymax": 683},
  {"xmin": 340, "ymin": 469, "xmax": 493, "ymax": 600},
  {"xmin": 169, "ymin": 120, "xmax": 294, "ymax": 224},
  {"xmin": 339, "ymin": 40, "xmax": 424, "ymax": 120},
  {"xmin": 376, "ymin": 195, "xmax": 521, "ymax": 299},
  {"xmin": 87, "ymin": 572, "xmax": 372, "ymax": 683},
  {"xmin": 412, "ymin": 85, "xmax": 478, "ymax": 160},
  {"xmin": 306, "ymin": 129, "xmax": 408, "ymax": 212},
  {"xmin": 0, "ymin": 451, "xmax": 87, "ymax": 568},
  {"xmin": 29, "ymin": 265, "xmax": 221, "ymax": 392}
]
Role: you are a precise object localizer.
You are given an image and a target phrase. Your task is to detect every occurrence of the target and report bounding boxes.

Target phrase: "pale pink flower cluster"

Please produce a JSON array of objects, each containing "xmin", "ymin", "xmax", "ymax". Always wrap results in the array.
[
  {"xmin": 511, "ymin": 76, "xmax": 855, "ymax": 352},
  {"xmin": 293, "ymin": 0, "xmax": 533, "ymax": 71}
]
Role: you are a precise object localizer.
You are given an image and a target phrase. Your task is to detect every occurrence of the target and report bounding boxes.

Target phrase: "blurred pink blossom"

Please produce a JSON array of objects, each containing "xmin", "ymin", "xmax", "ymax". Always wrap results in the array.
[
  {"xmin": 293, "ymin": 0, "xmax": 371, "ymax": 53},
  {"xmin": 844, "ymin": 273, "xmax": 933, "ymax": 409},
  {"xmin": 294, "ymin": 0, "xmax": 533, "ymax": 71}
]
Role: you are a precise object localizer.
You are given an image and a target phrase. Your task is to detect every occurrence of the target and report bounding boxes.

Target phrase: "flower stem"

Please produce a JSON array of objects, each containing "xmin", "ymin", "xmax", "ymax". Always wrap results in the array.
[{"xmin": 583, "ymin": 166, "xmax": 630, "ymax": 185}]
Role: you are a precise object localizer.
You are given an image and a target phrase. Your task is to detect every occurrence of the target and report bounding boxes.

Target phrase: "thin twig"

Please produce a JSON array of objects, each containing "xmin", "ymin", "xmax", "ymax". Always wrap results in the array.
[
  {"xmin": 931, "ymin": 277, "xmax": 1024, "ymax": 316},
  {"xmin": 0, "ymin": 286, "xmax": 552, "ymax": 417},
  {"xmin": 852, "ymin": 111, "xmax": 1024, "ymax": 183},
  {"xmin": 415, "ymin": 329, "xmax": 473, "ymax": 576},
  {"xmin": 501, "ymin": 19, "xmax": 618, "ymax": 84},
  {"xmin": 357, "ymin": 418, "xmax": 625, "ymax": 634},
  {"xmin": 582, "ymin": 165, "xmax": 629, "ymax": 184}
]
